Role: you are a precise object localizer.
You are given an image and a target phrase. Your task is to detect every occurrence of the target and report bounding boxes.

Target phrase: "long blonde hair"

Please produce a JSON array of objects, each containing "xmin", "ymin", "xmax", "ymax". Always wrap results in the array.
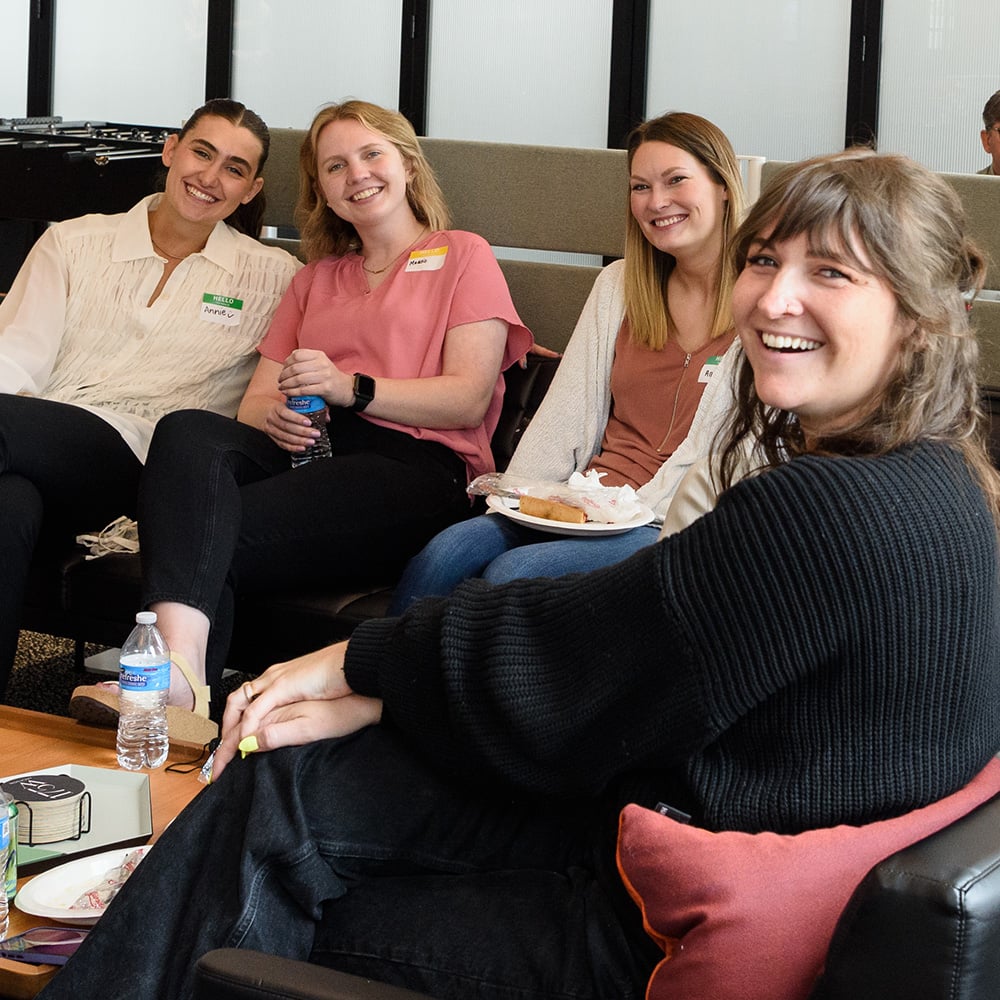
[
  {"xmin": 623, "ymin": 112, "xmax": 746, "ymax": 350},
  {"xmin": 717, "ymin": 148, "xmax": 1000, "ymax": 527},
  {"xmin": 295, "ymin": 100, "xmax": 451, "ymax": 262}
]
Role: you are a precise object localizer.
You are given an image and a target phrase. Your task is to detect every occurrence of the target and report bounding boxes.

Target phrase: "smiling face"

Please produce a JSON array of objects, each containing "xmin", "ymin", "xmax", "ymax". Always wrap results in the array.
[
  {"xmin": 735, "ymin": 229, "xmax": 914, "ymax": 444},
  {"xmin": 314, "ymin": 118, "xmax": 415, "ymax": 232},
  {"xmin": 160, "ymin": 115, "xmax": 264, "ymax": 226},
  {"xmin": 629, "ymin": 141, "xmax": 728, "ymax": 262}
]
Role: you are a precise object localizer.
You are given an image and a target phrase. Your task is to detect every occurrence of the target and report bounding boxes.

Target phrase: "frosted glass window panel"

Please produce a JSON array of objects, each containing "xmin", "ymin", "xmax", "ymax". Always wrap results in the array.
[
  {"xmin": 52, "ymin": 0, "xmax": 206, "ymax": 126},
  {"xmin": 426, "ymin": 0, "xmax": 613, "ymax": 147},
  {"xmin": 0, "ymin": 2, "xmax": 30, "ymax": 118},
  {"xmin": 233, "ymin": 0, "xmax": 403, "ymax": 130},
  {"xmin": 879, "ymin": 0, "xmax": 1000, "ymax": 173},
  {"xmin": 646, "ymin": 0, "xmax": 850, "ymax": 163}
]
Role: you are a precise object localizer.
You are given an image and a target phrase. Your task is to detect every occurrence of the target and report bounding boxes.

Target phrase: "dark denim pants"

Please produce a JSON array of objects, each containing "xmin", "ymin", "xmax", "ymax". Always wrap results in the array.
[
  {"xmin": 0, "ymin": 394, "xmax": 141, "ymax": 692},
  {"xmin": 138, "ymin": 408, "xmax": 470, "ymax": 685},
  {"xmin": 39, "ymin": 726, "xmax": 656, "ymax": 999}
]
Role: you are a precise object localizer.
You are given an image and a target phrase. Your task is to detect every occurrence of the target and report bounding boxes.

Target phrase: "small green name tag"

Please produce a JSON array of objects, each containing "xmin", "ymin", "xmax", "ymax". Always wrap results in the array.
[{"xmin": 200, "ymin": 293, "xmax": 244, "ymax": 327}]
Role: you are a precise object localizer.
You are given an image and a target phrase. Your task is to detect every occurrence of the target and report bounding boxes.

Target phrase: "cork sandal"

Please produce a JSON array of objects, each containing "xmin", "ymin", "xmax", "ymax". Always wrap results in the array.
[{"xmin": 69, "ymin": 651, "xmax": 217, "ymax": 745}]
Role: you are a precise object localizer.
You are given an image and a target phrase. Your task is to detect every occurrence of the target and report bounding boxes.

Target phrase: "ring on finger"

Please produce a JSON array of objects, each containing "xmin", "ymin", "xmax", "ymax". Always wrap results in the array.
[{"xmin": 243, "ymin": 682, "xmax": 256, "ymax": 703}]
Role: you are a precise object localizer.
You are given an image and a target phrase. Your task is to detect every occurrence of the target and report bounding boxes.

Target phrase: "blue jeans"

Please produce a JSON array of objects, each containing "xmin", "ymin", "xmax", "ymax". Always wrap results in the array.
[
  {"xmin": 0, "ymin": 395, "xmax": 141, "ymax": 692},
  {"xmin": 389, "ymin": 513, "xmax": 660, "ymax": 613},
  {"xmin": 39, "ymin": 727, "xmax": 657, "ymax": 1000}
]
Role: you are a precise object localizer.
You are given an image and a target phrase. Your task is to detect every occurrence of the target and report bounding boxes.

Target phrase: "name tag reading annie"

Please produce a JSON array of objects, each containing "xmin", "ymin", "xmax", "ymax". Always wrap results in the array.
[
  {"xmin": 201, "ymin": 293, "xmax": 244, "ymax": 326},
  {"xmin": 404, "ymin": 246, "xmax": 448, "ymax": 273}
]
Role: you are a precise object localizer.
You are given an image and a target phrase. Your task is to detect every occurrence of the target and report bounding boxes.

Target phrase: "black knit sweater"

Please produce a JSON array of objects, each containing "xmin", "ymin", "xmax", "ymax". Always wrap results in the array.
[{"xmin": 345, "ymin": 441, "xmax": 1000, "ymax": 834}]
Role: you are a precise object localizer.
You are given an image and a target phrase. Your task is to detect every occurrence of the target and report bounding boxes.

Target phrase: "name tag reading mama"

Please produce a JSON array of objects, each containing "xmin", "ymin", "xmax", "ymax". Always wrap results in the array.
[
  {"xmin": 201, "ymin": 293, "xmax": 244, "ymax": 326},
  {"xmin": 404, "ymin": 246, "xmax": 448, "ymax": 273}
]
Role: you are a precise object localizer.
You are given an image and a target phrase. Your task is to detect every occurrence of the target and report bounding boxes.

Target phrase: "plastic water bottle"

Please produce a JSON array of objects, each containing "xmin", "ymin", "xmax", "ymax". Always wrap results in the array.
[
  {"xmin": 116, "ymin": 612, "xmax": 170, "ymax": 771},
  {"xmin": 286, "ymin": 394, "xmax": 332, "ymax": 467},
  {"xmin": 0, "ymin": 791, "xmax": 10, "ymax": 938}
]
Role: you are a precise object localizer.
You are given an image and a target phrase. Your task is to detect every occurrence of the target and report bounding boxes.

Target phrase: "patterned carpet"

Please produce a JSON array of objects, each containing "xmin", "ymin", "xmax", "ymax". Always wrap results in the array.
[
  {"xmin": 7, "ymin": 631, "xmax": 102, "ymax": 717},
  {"xmin": 7, "ymin": 630, "xmax": 247, "ymax": 723}
]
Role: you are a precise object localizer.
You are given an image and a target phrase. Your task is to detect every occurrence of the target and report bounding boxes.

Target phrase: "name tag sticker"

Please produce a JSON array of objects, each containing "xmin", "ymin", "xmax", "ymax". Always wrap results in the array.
[
  {"xmin": 201, "ymin": 293, "xmax": 244, "ymax": 327},
  {"xmin": 405, "ymin": 246, "xmax": 448, "ymax": 273},
  {"xmin": 698, "ymin": 355, "xmax": 722, "ymax": 384}
]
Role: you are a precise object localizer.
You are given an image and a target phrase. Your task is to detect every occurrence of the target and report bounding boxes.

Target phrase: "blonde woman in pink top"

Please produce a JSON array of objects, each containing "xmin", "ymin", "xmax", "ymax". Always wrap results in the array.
[{"xmin": 72, "ymin": 100, "xmax": 531, "ymax": 734}]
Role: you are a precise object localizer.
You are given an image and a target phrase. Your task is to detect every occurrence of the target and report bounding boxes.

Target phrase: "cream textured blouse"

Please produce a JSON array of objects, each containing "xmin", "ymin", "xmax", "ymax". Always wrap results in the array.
[{"xmin": 0, "ymin": 194, "xmax": 300, "ymax": 461}]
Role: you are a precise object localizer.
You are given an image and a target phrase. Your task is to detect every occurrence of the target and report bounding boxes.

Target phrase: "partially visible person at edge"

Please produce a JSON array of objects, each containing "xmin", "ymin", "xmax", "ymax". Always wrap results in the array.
[
  {"xmin": 980, "ymin": 88, "xmax": 1000, "ymax": 175},
  {"xmin": 0, "ymin": 98, "xmax": 299, "ymax": 712},
  {"xmin": 389, "ymin": 111, "xmax": 745, "ymax": 613},
  {"xmin": 39, "ymin": 148, "xmax": 1000, "ymax": 1000},
  {"xmin": 70, "ymin": 99, "xmax": 532, "ymax": 738}
]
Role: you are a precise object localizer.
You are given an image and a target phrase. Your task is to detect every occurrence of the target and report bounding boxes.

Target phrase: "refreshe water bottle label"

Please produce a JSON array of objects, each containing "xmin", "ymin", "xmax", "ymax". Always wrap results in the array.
[
  {"xmin": 286, "ymin": 394, "xmax": 332, "ymax": 467},
  {"xmin": 119, "ymin": 657, "xmax": 171, "ymax": 692},
  {"xmin": 285, "ymin": 395, "xmax": 326, "ymax": 414}
]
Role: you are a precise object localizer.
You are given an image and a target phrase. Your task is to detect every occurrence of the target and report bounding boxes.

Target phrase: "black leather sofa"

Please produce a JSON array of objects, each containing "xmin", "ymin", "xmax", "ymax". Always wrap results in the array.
[{"xmin": 192, "ymin": 789, "xmax": 1000, "ymax": 999}]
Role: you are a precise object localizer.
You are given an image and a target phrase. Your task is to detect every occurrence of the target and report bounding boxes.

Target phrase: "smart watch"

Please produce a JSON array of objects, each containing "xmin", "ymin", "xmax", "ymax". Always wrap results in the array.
[{"xmin": 351, "ymin": 372, "xmax": 376, "ymax": 411}]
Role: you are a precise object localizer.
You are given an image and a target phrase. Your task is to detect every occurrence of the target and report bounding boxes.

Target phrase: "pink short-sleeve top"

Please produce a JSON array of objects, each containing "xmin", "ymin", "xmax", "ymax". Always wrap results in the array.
[{"xmin": 258, "ymin": 229, "xmax": 533, "ymax": 480}]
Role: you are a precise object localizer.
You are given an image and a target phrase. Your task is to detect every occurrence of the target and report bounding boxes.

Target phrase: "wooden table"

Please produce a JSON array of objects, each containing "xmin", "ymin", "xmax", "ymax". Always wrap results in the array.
[{"xmin": 0, "ymin": 706, "xmax": 205, "ymax": 999}]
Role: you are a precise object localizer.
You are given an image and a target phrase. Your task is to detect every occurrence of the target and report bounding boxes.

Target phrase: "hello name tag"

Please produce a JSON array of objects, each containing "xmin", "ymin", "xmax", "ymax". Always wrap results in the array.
[
  {"xmin": 698, "ymin": 355, "xmax": 723, "ymax": 383},
  {"xmin": 200, "ymin": 293, "xmax": 244, "ymax": 326},
  {"xmin": 405, "ymin": 246, "xmax": 448, "ymax": 272}
]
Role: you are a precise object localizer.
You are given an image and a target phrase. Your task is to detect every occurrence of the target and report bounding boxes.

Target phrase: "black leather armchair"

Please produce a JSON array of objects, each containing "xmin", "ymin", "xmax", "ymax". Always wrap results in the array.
[{"xmin": 193, "ymin": 791, "xmax": 1000, "ymax": 1000}]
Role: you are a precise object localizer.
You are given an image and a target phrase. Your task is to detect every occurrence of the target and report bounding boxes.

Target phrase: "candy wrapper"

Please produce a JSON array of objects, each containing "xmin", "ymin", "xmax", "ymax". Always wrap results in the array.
[
  {"xmin": 468, "ymin": 470, "xmax": 643, "ymax": 524},
  {"xmin": 71, "ymin": 848, "xmax": 146, "ymax": 910}
]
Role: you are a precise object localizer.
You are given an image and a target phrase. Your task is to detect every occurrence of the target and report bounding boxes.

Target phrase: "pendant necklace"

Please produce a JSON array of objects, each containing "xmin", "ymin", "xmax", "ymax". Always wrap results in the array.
[{"xmin": 361, "ymin": 225, "xmax": 429, "ymax": 275}]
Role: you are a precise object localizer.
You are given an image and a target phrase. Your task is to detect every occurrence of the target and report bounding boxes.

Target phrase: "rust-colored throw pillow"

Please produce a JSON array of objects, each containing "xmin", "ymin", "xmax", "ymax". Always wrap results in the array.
[{"xmin": 616, "ymin": 758, "xmax": 1000, "ymax": 1000}]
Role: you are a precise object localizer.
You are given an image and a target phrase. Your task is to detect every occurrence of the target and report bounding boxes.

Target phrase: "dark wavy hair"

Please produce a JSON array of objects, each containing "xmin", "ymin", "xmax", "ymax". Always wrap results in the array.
[{"xmin": 717, "ymin": 148, "xmax": 1000, "ymax": 526}]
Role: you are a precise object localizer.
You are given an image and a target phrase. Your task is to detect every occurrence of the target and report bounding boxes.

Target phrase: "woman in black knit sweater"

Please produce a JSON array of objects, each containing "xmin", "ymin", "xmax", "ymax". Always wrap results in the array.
[{"xmin": 40, "ymin": 151, "xmax": 1000, "ymax": 1000}]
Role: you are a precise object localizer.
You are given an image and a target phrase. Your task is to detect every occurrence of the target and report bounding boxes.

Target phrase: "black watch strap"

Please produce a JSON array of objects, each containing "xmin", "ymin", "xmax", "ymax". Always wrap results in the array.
[{"xmin": 351, "ymin": 372, "xmax": 375, "ymax": 411}]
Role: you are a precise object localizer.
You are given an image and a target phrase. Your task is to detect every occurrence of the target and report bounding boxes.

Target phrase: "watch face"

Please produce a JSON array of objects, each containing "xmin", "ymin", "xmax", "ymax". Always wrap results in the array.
[{"xmin": 353, "ymin": 373, "xmax": 375, "ymax": 410}]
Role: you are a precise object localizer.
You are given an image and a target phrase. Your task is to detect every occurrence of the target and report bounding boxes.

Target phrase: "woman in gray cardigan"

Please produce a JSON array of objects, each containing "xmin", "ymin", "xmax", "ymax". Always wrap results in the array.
[{"xmin": 388, "ymin": 111, "xmax": 746, "ymax": 612}]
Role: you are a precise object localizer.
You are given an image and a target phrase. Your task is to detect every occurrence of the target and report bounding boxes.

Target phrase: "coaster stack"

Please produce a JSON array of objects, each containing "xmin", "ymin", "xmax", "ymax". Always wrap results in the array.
[{"xmin": 0, "ymin": 773, "xmax": 90, "ymax": 844}]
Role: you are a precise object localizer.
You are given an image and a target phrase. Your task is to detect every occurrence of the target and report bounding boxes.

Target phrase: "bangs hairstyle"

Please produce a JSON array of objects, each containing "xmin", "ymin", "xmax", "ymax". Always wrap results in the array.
[
  {"xmin": 623, "ymin": 111, "xmax": 746, "ymax": 350},
  {"xmin": 296, "ymin": 100, "xmax": 450, "ymax": 262},
  {"xmin": 718, "ymin": 148, "xmax": 1000, "ymax": 526}
]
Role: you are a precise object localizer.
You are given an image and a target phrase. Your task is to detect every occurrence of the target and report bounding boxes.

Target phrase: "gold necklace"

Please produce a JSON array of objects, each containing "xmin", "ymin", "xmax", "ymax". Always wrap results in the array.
[
  {"xmin": 361, "ymin": 226, "xmax": 428, "ymax": 275},
  {"xmin": 151, "ymin": 238, "xmax": 191, "ymax": 261}
]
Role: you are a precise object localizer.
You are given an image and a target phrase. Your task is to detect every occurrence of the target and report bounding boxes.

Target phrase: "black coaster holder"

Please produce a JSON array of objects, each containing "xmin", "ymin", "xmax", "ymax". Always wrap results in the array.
[{"xmin": 15, "ymin": 791, "xmax": 92, "ymax": 846}]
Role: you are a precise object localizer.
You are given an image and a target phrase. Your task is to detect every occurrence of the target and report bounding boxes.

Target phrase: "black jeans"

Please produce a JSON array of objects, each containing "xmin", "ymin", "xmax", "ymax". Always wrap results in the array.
[
  {"xmin": 0, "ymin": 395, "xmax": 141, "ymax": 694},
  {"xmin": 39, "ymin": 726, "xmax": 656, "ymax": 1000},
  {"xmin": 138, "ymin": 409, "xmax": 470, "ymax": 685}
]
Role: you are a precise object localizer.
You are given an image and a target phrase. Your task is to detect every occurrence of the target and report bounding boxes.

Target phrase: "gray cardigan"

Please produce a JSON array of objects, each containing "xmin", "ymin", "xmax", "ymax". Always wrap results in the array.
[{"xmin": 505, "ymin": 259, "xmax": 740, "ymax": 524}]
